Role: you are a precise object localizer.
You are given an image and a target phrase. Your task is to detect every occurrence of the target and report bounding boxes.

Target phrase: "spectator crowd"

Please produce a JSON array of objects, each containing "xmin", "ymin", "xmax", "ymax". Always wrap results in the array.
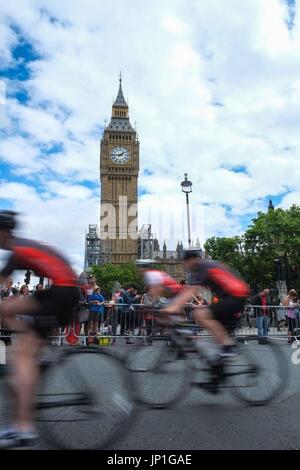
[
  {"xmin": 1, "ymin": 275, "xmax": 300, "ymax": 346},
  {"xmin": 244, "ymin": 288, "xmax": 300, "ymax": 342}
]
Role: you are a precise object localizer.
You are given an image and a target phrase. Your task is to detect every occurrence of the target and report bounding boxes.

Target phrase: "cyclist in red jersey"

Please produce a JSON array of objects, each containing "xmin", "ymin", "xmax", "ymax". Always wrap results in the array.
[
  {"xmin": 135, "ymin": 260, "xmax": 185, "ymax": 330},
  {"xmin": 136, "ymin": 259, "xmax": 183, "ymax": 295},
  {"xmin": 163, "ymin": 248, "xmax": 250, "ymax": 357},
  {"xmin": 0, "ymin": 211, "xmax": 80, "ymax": 448}
]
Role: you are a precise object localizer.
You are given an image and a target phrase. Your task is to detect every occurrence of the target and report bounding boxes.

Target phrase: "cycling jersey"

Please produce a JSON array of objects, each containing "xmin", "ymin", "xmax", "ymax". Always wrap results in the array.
[
  {"xmin": 190, "ymin": 260, "xmax": 250, "ymax": 298},
  {"xmin": 143, "ymin": 270, "xmax": 183, "ymax": 295},
  {"xmin": 0, "ymin": 237, "xmax": 78, "ymax": 287}
]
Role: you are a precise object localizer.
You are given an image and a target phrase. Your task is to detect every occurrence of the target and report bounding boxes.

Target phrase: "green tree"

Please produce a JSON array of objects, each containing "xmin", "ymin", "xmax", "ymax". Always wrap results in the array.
[
  {"xmin": 243, "ymin": 205, "xmax": 300, "ymax": 289},
  {"xmin": 204, "ymin": 205, "xmax": 300, "ymax": 291},
  {"xmin": 90, "ymin": 262, "xmax": 144, "ymax": 297},
  {"xmin": 204, "ymin": 236, "xmax": 244, "ymax": 272}
]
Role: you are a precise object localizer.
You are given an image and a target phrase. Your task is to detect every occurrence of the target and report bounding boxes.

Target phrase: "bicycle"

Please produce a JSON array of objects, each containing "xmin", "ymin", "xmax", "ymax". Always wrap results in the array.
[
  {"xmin": 124, "ymin": 309, "xmax": 289, "ymax": 409},
  {"xmin": 0, "ymin": 337, "xmax": 136, "ymax": 450}
]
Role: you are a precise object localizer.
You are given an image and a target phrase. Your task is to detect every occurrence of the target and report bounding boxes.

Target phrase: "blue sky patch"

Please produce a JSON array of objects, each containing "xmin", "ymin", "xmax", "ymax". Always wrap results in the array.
[
  {"xmin": 14, "ymin": 88, "xmax": 30, "ymax": 104},
  {"xmin": 0, "ymin": 24, "xmax": 40, "ymax": 82},
  {"xmin": 221, "ymin": 165, "xmax": 248, "ymax": 174},
  {"xmin": 41, "ymin": 142, "xmax": 65, "ymax": 155},
  {"xmin": 0, "ymin": 162, "xmax": 20, "ymax": 179},
  {"xmin": 139, "ymin": 187, "xmax": 151, "ymax": 197},
  {"xmin": 284, "ymin": 0, "xmax": 296, "ymax": 30},
  {"xmin": 80, "ymin": 180, "xmax": 100, "ymax": 190},
  {"xmin": 231, "ymin": 165, "xmax": 247, "ymax": 174},
  {"xmin": 0, "ymin": 62, "xmax": 31, "ymax": 82},
  {"xmin": 0, "ymin": 198, "xmax": 14, "ymax": 210}
]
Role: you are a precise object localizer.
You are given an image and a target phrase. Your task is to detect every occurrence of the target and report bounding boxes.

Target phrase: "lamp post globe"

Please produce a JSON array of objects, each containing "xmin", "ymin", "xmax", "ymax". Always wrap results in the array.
[
  {"xmin": 181, "ymin": 173, "xmax": 193, "ymax": 247},
  {"xmin": 181, "ymin": 173, "xmax": 193, "ymax": 194}
]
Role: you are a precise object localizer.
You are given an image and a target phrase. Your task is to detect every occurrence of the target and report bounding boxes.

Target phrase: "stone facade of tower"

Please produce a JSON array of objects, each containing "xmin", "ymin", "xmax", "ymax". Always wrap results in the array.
[{"xmin": 100, "ymin": 78, "xmax": 139, "ymax": 263}]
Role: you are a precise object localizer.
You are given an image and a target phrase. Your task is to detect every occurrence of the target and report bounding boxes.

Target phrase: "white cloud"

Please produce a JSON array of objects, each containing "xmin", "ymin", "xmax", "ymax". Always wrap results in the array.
[
  {"xmin": 0, "ymin": 185, "xmax": 100, "ymax": 274},
  {"xmin": 0, "ymin": 182, "xmax": 40, "ymax": 203},
  {"xmin": 163, "ymin": 16, "xmax": 189, "ymax": 35},
  {"xmin": 46, "ymin": 181, "xmax": 94, "ymax": 200},
  {"xmin": 0, "ymin": 0, "xmax": 300, "ymax": 271},
  {"xmin": 0, "ymin": 135, "xmax": 41, "ymax": 170},
  {"xmin": 281, "ymin": 190, "xmax": 300, "ymax": 208}
]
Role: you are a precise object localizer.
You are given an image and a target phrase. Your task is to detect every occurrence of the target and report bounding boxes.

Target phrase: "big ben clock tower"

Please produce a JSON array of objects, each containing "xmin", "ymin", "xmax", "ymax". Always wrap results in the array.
[{"xmin": 100, "ymin": 76, "xmax": 139, "ymax": 263}]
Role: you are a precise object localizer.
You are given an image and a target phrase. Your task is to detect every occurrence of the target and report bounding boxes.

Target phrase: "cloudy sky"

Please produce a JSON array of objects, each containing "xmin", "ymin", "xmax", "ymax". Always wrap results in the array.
[{"xmin": 0, "ymin": 0, "xmax": 299, "ymax": 276}]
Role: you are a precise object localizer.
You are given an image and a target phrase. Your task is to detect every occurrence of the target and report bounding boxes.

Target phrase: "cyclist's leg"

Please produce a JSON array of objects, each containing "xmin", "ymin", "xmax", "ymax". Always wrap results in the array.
[
  {"xmin": 193, "ymin": 297, "xmax": 246, "ymax": 346},
  {"xmin": 193, "ymin": 307, "xmax": 232, "ymax": 345},
  {"xmin": 10, "ymin": 329, "xmax": 44, "ymax": 432},
  {"xmin": 0, "ymin": 301, "xmax": 44, "ymax": 437},
  {"xmin": 0, "ymin": 286, "xmax": 78, "ymax": 446}
]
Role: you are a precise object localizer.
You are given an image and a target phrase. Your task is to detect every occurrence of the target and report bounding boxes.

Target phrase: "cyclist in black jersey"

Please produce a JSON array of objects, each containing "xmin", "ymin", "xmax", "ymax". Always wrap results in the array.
[
  {"xmin": 163, "ymin": 248, "xmax": 250, "ymax": 357},
  {"xmin": 0, "ymin": 211, "xmax": 79, "ymax": 448}
]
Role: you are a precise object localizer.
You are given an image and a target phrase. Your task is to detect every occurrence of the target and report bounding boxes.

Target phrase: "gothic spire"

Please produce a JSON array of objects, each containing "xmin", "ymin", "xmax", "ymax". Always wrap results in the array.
[
  {"xmin": 268, "ymin": 199, "xmax": 274, "ymax": 211},
  {"xmin": 113, "ymin": 72, "xmax": 128, "ymax": 107}
]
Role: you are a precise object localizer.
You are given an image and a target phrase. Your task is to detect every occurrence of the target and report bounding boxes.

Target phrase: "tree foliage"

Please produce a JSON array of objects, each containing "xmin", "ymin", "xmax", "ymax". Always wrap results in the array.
[
  {"xmin": 204, "ymin": 205, "xmax": 300, "ymax": 291},
  {"xmin": 90, "ymin": 262, "xmax": 144, "ymax": 297}
]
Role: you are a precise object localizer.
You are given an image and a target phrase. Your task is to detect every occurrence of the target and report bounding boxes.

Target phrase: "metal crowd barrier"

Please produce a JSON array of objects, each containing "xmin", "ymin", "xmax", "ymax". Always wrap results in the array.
[
  {"xmin": 63, "ymin": 303, "xmax": 300, "ymax": 345},
  {"xmin": 1, "ymin": 304, "xmax": 299, "ymax": 346},
  {"xmin": 238, "ymin": 304, "xmax": 299, "ymax": 336}
]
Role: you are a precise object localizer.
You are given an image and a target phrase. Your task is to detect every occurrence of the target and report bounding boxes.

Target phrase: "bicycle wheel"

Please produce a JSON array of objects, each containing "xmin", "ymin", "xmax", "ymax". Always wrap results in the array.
[
  {"xmin": 37, "ymin": 347, "xmax": 136, "ymax": 449},
  {"xmin": 126, "ymin": 338, "xmax": 189, "ymax": 408},
  {"xmin": 227, "ymin": 338, "xmax": 289, "ymax": 405}
]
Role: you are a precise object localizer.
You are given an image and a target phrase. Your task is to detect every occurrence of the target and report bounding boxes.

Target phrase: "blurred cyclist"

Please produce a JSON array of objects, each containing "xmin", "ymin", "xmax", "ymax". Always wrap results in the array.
[
  {"xmin": 163, "ymin": 248, "xmax": 250, "ymax": 357},
  {"xmin": 0, "ymin": 211, "xmax": 79, "ymax": 448},
  {"xmin": 136, "ymin": 259, "xmax": 183, "ymax": 301}
]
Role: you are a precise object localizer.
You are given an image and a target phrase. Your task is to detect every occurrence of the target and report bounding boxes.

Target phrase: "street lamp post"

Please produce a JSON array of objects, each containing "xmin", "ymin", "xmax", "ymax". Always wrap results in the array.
[{"xmin": 181, "ymin": 173, "xmax": 193, "ymax": 247}]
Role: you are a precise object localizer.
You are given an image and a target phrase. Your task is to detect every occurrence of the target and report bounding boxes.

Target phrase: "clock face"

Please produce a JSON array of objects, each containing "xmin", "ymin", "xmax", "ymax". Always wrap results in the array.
[{"xmin": 110, "ymin": 146, "xmax": 130, "ymax": 164}]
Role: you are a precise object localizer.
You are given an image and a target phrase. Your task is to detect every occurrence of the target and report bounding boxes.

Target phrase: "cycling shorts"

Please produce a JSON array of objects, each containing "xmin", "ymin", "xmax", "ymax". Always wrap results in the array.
[
  {"xmin": 208, "ymin": 296, "xmax": 246, "ymax": 332},
  {"xmin": 30, "ymin": 286, "xmax": 80, "ymax": 338}
]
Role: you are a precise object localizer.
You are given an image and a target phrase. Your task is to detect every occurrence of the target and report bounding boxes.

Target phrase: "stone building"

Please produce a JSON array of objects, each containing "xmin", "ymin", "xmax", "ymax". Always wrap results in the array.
[
  {"xmin": 99, "ymin": 75, "xmax": 139, "ymax": 263},
  {"xmin": 85, "ymin": 76, "xmax": 203, "ymax": 282}
]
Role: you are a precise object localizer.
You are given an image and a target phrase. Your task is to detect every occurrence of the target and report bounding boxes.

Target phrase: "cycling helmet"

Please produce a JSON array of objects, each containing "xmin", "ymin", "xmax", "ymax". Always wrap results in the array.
[
  {"xmin": 0, "ymin": 210, "xmax": 18, "ymax": 230},
  {"xmin": 182, "ymin": 247, "xmax": 202, "ymax": 261}
]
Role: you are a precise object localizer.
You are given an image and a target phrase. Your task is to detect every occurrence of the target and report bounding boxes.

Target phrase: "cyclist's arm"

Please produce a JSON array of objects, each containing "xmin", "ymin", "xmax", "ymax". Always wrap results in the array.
[
  {"xmin": 192, "ymin": 295, "xmax": 201, "ymax": 305},
  {"xmin": 163, "ymin": 285, "xmax": 201, "ymax": 313}
]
